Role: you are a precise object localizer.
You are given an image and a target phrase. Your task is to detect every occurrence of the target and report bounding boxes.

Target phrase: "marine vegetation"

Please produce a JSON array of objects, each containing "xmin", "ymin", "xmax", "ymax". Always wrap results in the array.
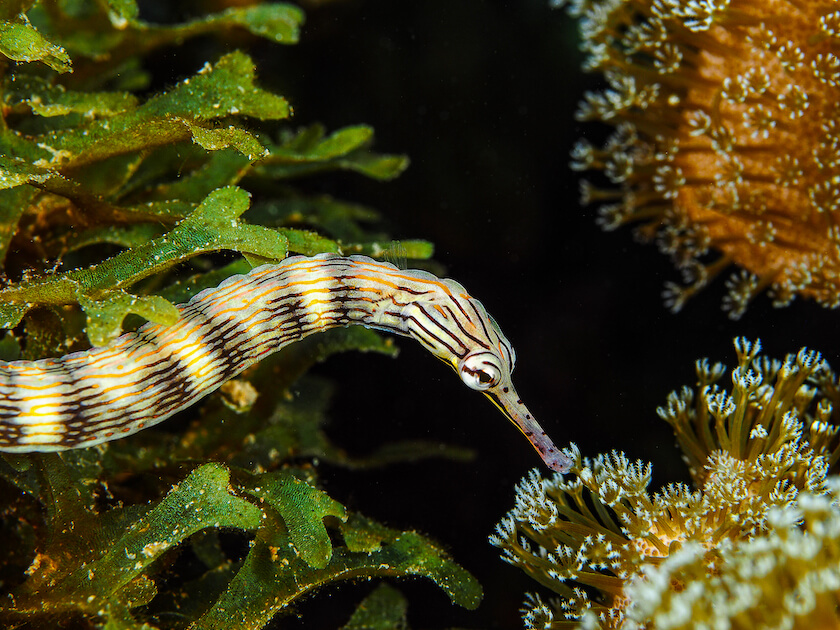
[
  {"xmin": 558, "ymin": 0, "xmax": 840, "ymax": 317},
  {"xmin": 0, "ymin": 1, "xmax": 481, "ymax": 628},
  {"xmin": 491, "ymin": 338, "xmax": 840, "ymax": 629}
]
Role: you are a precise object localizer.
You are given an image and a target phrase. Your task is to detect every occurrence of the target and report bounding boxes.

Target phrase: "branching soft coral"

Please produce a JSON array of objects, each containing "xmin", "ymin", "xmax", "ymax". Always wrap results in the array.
[
  {"xmin": 491, "ymin": 338, "xmax": 840, "ymax": 629},
  {"xmin": 558, "ymin": 0, "xmax": 840, "ymax": 316}
]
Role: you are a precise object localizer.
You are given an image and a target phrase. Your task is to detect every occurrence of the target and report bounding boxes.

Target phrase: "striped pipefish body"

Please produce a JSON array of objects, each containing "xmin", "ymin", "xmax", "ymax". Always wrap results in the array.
[{"xmin": 0, "ymin": 253, "xmax": 571, "ymax": 472}]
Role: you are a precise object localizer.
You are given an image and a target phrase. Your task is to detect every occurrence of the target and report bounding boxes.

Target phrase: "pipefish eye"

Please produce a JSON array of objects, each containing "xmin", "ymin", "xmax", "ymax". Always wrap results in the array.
[{"xmin": 459, "ymin": 353, "xmax": 502, "ymax": 391}]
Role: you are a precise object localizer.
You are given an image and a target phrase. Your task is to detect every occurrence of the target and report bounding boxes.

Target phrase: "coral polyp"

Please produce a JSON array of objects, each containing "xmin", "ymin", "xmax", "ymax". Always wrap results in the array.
[{"xmin": 561, "ymin": 0, "xmax": 840, "ymax": 317}]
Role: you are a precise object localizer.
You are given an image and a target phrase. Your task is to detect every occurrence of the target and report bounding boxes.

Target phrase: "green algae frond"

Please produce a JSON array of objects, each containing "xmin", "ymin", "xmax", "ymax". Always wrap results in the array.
[
  {"xmin": 0, "ymin": 1, "xmax": 480, "ymax": 628},
  {"xmin": 0, "ymin": 0, "xmax": 418, "ymax": 350}
]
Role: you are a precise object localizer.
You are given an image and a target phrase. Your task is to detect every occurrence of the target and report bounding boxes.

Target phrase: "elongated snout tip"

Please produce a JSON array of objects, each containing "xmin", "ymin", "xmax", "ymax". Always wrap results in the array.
[
  {"xmin": 521, "ymin": 423, "xmax": 573, "ymax": 473},
  {"xmin": 543, "ymin": 447, "xmax": 573, "ymax": 474},
  {"xmin": 489, "ymin": 389, "xmax": 573, "ymax": 474}
]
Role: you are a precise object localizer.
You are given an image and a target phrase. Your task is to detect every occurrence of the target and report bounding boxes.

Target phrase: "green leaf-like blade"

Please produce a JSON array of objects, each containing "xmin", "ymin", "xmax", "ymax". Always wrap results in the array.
[
  {"xmin": 209, "ymin": 4, "xmax": 304, "ymax": 44},
  {"xmin": 186, "ymin": 121, "xmax": 269, "ymax": 160},
  {"xmin": 0, "ymin": 18, "xmax": 71, "ymax": 72},
  {"xmin": 191, "ymin": 513, "xmax": 482, "ymax": 630},
  {"xmin": 59, "ymin": 463, "xmax": 261, "ymax": 607},
  {"xmin": 245, "ymin": 471, "xmax": 347, "ymax": 569},
  {"xmin": 77, "ymin": 289, "xmax": 180, "ymax": 348},
  {"xmin": 5, "ymin": 75, "xmax": 139, "ymax": 118},
  {"xmin": 255, "ymin": 125, "xmax": 410, "ymax": 181},
  {"xmin": 42, "ymin": 51, "xmax": 289, "ymax": 171}
]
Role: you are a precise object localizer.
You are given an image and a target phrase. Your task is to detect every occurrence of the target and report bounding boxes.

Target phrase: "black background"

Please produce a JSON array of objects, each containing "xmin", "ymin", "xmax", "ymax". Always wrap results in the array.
[{"xmin": 149, "ymin": 1, "xmax": 840, "ymax": 627}]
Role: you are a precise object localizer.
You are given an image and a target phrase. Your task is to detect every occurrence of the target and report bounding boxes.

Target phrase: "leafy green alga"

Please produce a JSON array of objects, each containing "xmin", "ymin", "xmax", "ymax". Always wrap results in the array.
[
  {"xmin": 0, "ymin": 456, "xmax": 480, "ymax": 628},
  {"xmin": 0, "ymin": 2, "xmax": 473, "ymax": 629}
]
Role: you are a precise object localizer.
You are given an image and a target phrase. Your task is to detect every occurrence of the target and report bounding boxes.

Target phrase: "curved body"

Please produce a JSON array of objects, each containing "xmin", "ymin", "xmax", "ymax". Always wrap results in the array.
[{"xmin": 0, "ymin": 254, "xmax": 570, "ymax": 472}]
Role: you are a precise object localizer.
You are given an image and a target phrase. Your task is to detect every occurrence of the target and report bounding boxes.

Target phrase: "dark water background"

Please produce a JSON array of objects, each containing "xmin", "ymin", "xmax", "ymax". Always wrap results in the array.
[{"xmin": 145, "ymin": 1, "xmax": 840, "ymax": 626}]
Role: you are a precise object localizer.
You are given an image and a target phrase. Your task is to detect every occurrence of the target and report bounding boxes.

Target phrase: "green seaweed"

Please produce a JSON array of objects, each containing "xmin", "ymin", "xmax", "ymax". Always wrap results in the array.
[
  {"xmin": 192, "ymin": 510, "xmax": 480, "ymax": 630},
  {"xmin": 0, "ymin": 47, "xmax": 416, "ymax": 346},
  {"xmin": 0, "ymin": 1, "xmax": 468, "ymax": 628},
  {"xmin": 0, "ymin": 457, "xmax": 480, "ymax": 628},
  {"xmin": 0, "ymin": 17, "xmax": 71, "ymax": 73},
  {"xmin": 18, "ymin": 2, "xmax": 303, "ymax": 75}
]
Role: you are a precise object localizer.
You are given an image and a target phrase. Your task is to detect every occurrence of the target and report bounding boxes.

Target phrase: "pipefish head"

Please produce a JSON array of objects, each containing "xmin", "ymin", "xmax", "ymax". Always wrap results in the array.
[{"xmin": 429, "ymin": 286, "xmax": 572, "ymax": 474}]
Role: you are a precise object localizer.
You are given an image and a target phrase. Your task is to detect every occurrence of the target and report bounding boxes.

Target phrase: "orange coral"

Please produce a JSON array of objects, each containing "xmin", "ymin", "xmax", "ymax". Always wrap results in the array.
[{"xmin": 563, "ymin": 0, "xmax": 840, "ymax": 317}]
